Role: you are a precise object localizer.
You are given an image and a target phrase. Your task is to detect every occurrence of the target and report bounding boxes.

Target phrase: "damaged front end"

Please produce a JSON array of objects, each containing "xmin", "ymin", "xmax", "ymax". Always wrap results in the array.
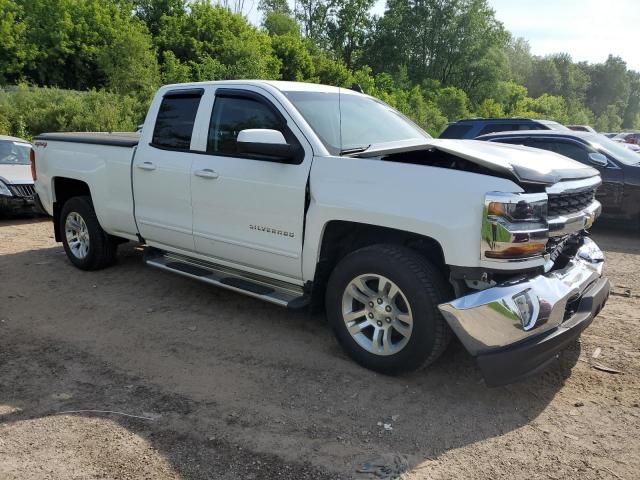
[{"xmin": 439, "ymin": 176, "xmax": 609, "ymax": 386}]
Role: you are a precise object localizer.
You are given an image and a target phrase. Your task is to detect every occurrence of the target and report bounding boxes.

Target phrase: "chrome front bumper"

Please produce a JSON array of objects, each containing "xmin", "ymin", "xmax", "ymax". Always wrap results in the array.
[{"xmin": 439, "ymin": 238, "xmax": 607, "ymax": 358}]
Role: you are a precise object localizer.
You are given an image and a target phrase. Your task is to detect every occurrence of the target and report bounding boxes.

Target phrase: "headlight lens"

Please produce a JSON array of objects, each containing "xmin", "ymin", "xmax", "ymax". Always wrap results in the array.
[
  {"xmin": 482, "ymin": 193, "xmax": 549, "ymax": 260},
  {"xmin": 0, "ymin": 181, "xmax": 12, "ymax": 196}
]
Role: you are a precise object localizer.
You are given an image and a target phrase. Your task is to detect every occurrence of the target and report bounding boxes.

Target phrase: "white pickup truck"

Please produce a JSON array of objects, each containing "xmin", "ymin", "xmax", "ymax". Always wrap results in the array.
[{"xmin": 33, "ymin": 81, "xmax": 610, "ymax": 386}]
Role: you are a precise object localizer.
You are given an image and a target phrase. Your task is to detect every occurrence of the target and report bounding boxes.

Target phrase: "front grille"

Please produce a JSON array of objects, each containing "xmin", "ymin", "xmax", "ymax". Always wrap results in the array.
[
  {"xmin": 548, "ymin": 188, "xmax": 596, "ymax": 217},
  {"xmin": 9, "ymin": 184, "xmax": 35, "ymax": 198}
]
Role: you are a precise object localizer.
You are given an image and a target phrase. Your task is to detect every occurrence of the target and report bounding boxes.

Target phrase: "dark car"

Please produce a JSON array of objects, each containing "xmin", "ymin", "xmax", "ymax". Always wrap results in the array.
[
  {"xmin": 439, "ymin": 117, "xmax": 569, "ymax": 139},
  {"xmin": 613, "ymin": 132, "xmax": 640, "ymax": 145},
  {"xmin": 476, "ymin": 130, "xmax": 640, "ymax": 228},
  {"xmin": 0, "ymin": 135, "xmax": 39, "ymax": 216}
]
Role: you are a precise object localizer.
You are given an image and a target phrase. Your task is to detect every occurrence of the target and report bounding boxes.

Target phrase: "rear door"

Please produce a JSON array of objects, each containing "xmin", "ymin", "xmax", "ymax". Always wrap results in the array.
[
  {"xmin": 133, "ymin": 88, "xmax": 204, "ymax": 252},
  {"xmin": 190, "ymin": 88, "xmax": 313, "ymax": 281}
]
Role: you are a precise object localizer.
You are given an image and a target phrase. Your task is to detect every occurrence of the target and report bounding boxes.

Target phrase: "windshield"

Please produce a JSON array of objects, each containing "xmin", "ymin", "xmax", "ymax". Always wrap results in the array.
[
  {"xmin": 586, "ymin": 134, "xmax": 640, "ymax": 166},
  {"xmin": 0, "ymin": 140, "xmax": 31, "ymax": 165},
  {"xmin": 283, "ymin": 91, "xmax": 430, "ymax": 155}
]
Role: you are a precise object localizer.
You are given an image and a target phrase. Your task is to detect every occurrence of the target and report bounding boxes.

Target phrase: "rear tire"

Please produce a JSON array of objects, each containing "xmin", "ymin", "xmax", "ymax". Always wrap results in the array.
[
  {"xmin": 60, "ymin": 196, "xmax": 118, "ymax": 270},
  {"xmin": 325, "ymin": 244, "xmax": 452, "ymax": 374}
]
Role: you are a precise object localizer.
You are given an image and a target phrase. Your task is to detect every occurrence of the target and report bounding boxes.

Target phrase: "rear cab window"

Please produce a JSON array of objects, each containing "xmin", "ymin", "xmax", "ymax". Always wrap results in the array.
[{"xmin": 152, "ymin": 90, "xmax": 203, "ymax": 150}]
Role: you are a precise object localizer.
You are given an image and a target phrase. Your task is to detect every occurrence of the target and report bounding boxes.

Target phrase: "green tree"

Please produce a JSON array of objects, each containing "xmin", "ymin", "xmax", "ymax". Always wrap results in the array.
[
  {"xmin": 97, "ymin": 21, "xmax": 160, "ymax": 98},
  {"xmin": 550, "ymin": 53, "xmax": 589, "ymax": 103},
  {"xmin": 326, "ymin": 0, "xmax": 375, "ymax": 68},
  {"xmin": 474, "ymin": 98, "xmax": 504, "ymax": 118},
  {"xmin": 594, "ymin": 104, "xmax": 623, "ymax": 132},
  {"xmin": 622, "ymin": 71, "xmax": 640, "ymax": 129},
  {"xmin": 505, "ymin": 37, "xmax": 533, "ymax": 85},
  {"xmin": 585, "ymin": 55, "xmax": 630, "ymax": 117},
  {"xmin": 14, "ymin": 0, "xmax": 158, "ymax": 93},
  {"xmin": 134, "ymin": 0, "xmax": 186, "ymax": 36},
  {"xmin": 364, "ymin": 0, "xmax": 509, "ymax": 100},
  {"xmin": 156, "ymin": 1, "xmax": 281, "ymax": 80},
  {"xmin": 0, "ymin": 0, "xmax": 32, "ymax": 84},
  {"xmin": 160, "ymin": 51, "xmax": 192, "ymax": 84},
  {"xmin": 258, "ymin": 0, "xmax": 291, "ymax": 14},
  {"xmin": 294, "ymin": 0, "xmax": 336, "ymax": 48},
  {"xmin": 526, "ymin": 57, "xmax": 561, "ymax": 98},
  {"xmin": 263, "ymin": 11, "xmax": 300, "ymax": 36},
  {"xmin": 435, "ymin": 86, "xmax": 469, "ymax": 121},
  {"xmin": 271, "ymin": 34, "xmax": 315, "ymax": 81}
]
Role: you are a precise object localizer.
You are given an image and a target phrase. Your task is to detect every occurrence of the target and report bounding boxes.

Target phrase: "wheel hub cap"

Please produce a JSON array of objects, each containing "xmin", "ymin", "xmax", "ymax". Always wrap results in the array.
[
  {"xmin": 65, "ymin": 212, "xmax": 90, "ymax": 259},
  {"xmin": 341, "ymin": 274, "xmax": 413, "ymax": 356}
]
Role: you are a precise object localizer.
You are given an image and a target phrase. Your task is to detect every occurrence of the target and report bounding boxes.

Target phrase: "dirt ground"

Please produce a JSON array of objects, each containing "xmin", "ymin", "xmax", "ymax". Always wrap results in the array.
[{"xmin": 0, "ymin": 217, "xmax": 639, "ymax": 480}]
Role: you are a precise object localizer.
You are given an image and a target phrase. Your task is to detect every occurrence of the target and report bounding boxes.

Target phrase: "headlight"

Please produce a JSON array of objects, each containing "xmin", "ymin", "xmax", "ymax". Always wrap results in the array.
[
  {"xmin": 0, "ymin": 181, "xmax": 12, "ymax": 196},
  {"xmin": 482, "ymin": 192, "xmax": 549, "ymax": 260}
]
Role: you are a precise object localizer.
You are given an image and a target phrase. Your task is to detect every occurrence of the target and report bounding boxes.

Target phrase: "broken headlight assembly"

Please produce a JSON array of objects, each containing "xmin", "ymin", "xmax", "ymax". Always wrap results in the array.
[{"xmin": 481, "ymin": 192, "xmax": 549, "ymax": 261}]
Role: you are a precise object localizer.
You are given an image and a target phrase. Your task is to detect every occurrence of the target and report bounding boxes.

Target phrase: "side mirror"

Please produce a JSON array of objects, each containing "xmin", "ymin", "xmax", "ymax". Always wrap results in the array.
[
  {"xmin": 237, "ymin": 129, "xmax": 296, "ymax": 163},
  {"xmin": 588, "ymin": 152, "xmax": 608, "ymax": 167}
]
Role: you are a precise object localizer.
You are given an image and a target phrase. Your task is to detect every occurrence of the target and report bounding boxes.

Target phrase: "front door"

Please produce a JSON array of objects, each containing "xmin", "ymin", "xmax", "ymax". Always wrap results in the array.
[
  {"xmin": 190, "ymin": 89, "xmax": 312, "ymax": 280},
  {"xmin": 133, "ymin": 89, "xmax": 204, "ymax": 252}
]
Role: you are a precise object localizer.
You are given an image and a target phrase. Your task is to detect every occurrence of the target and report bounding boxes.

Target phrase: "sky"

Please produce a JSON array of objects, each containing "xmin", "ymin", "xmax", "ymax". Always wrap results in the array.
[{"xmin": 248, "ymin": 0, "xmax": 640, "ymax": 72}]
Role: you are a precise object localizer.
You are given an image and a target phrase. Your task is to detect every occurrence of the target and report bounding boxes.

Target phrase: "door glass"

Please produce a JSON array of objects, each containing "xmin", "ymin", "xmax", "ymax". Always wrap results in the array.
[
  {"xmin": 152, "ymin": 94, "xmax": 202, "ymax": 150},
  {"xmin": 208, "ymin": 96, "xmax": 282, "ymax": 155},
  {"xmin": 548, "ymin": 141, "xmax": 591, "ymax": 164},
  {"xmin": 491, "ymin": 137, "xmax": 527, "ymax": 146},
  {"xmin": 477, "ymin": 124, "xmax": 521, "ymax": 136}
]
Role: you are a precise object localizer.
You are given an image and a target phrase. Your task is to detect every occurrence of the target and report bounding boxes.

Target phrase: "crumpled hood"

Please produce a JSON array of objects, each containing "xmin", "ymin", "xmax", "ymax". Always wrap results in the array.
[
  {"xmin": 357, "ymin": 138, "xmax": 599, "ymax": 185},
  {"xmin": 0, "ymin": 164, "xmax": 33, "ymax": 185}
]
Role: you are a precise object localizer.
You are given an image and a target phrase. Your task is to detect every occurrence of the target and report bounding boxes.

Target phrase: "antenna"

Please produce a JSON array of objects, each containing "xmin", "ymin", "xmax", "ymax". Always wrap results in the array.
[
  {"xmin": 338, "ymin": 86, "xmax": 343, "ymax": 155},
  {"xmin": 351, "ymin": 83, "xmax": 364, "ymax": 93}
]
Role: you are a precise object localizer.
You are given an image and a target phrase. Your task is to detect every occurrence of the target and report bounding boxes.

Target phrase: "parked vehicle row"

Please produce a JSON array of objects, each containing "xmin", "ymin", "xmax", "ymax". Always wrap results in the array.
[
  {"xmin": 438, "ymin": 118, "xmax": 640, "ymax": 228},
  {"xmin": 476, "ymin": 130, "xmax": 640, "ymax": 229},
  {"xmin": 439, "ymin": 117, "xmax": 568, "ymax": 139},
  {"xmin": 32, "ymin": 80, "xmax": 609, "ymax": 386}
]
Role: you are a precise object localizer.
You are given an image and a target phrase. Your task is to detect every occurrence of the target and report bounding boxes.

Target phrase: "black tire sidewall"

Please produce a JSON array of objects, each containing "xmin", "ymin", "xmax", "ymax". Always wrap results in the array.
[
  {"xmin": 60, "ymin": 197, "xmax": 105, "ymax": 270},
  {"xmin": 326, "ymin": 245, "xmax": 449, "ymax": 374}
]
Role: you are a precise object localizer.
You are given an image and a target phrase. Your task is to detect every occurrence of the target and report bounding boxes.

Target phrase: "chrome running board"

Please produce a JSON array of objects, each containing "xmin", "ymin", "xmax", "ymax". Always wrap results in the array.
[{"xmin": 144, "ymin": 249, "xmax": 309, "ymax": 309}]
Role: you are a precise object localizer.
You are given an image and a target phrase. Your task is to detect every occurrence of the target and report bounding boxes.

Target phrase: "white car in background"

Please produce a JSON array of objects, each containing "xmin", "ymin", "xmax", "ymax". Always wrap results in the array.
[{"xmin": 0, "ymin": 135, "xmax": 38, "ymax": 215}]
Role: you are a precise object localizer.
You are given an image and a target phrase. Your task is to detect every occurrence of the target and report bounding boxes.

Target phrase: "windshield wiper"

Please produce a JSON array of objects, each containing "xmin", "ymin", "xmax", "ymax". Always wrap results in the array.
[{"xmin": 340, "ymin": 144, "xmax": 371, "ymax": 156}]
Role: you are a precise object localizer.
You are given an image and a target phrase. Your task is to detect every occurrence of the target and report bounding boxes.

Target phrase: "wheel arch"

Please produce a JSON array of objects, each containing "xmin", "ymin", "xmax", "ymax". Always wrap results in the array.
[
  {"xmin": 52, "ymin": 177, "xmax": 92, "ymax": 242},
  {"xmin": 308, "ymin": 220, "xmax": 448, "ymax": 310}
]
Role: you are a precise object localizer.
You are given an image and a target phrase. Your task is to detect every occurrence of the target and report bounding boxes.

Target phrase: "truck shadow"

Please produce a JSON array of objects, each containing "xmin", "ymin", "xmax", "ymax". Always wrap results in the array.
[{"xmin": 0, "ymin": 242, "xmax": 581, "ymax": 478}]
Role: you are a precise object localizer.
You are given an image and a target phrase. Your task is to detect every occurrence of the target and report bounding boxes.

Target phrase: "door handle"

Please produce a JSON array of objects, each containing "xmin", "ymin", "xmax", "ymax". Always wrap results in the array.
[
  {"xmin": 194, "ymin": 169, "xmax": 219, "ymax": 179},
  {"xmin": 137, "ymin": 161, "xmax": 156, "ymax": 171}
]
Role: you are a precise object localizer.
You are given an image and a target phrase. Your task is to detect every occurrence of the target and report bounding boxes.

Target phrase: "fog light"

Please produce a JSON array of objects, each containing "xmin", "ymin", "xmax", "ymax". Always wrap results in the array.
[{"xmin": 512, "ymin": 290, "xmax": 539, "ymax": 330}]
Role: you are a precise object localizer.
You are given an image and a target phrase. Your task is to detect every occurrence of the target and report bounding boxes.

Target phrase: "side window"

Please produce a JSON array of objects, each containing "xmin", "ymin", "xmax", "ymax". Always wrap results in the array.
[
  {"xmin": 548, "ymin": 141, "xmax": 591, "ymax": 163},
  {"xmin": 477, "ymin": 124, "xmax": 520, "ymax": 136},
  {"xmin": 208, "ymin": 96, "xmax": 283, "ymax": 155},
  {"xmin": 152, "ymin": 93, "xmax": 202, "ymax": 150},
  {"xmin": 526, "ymin": 140, "xmax": 557, "ymax": 153},
  {"xmin": 490, "ymin": 137, "xmax": 527, "ymax": 146},
  {"xmin": 439, "ymin": 124, "xmax": 473, "ymax": 139}
]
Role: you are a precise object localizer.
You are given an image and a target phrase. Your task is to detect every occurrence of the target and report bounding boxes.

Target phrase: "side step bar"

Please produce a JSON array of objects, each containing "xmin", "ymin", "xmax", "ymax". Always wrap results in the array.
[{"xmin": 144, "ymin": 249, "xmax": 310, "ymax": 309}]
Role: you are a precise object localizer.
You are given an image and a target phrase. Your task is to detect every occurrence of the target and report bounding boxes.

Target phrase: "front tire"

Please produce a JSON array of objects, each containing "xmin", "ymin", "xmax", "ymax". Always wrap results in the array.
[
  {"xmin": 60, "ymin": 196, "xmax": 118, "ymax": 270},
  {"xmin": 325, "ymin": 244, "xmax": 452, "ymax": 374}
]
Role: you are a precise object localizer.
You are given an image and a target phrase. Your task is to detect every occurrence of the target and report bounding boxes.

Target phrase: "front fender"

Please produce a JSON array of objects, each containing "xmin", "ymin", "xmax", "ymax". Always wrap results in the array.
[{"xmin": 302, "ymin": 155, "xmax": 526, "ymax": 282}]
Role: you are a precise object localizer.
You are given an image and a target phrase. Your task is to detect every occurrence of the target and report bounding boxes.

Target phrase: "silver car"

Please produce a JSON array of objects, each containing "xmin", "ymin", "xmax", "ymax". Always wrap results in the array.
[{"xmin": 0, "ymin": 135, "xmax": 38, "ymax": 215}]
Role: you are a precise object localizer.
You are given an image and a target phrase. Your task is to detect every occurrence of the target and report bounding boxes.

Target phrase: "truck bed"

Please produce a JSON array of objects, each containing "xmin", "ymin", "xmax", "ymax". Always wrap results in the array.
[{"xmin": 34, "ymin": 132, "xmax": 140, "ymax": 148}]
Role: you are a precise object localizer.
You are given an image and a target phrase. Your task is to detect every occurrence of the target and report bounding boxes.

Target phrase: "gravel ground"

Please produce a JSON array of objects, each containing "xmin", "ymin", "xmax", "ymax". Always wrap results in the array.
[{"xmin": 0, "ymin": 217, "xmax": 638, "ymax": 479}]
